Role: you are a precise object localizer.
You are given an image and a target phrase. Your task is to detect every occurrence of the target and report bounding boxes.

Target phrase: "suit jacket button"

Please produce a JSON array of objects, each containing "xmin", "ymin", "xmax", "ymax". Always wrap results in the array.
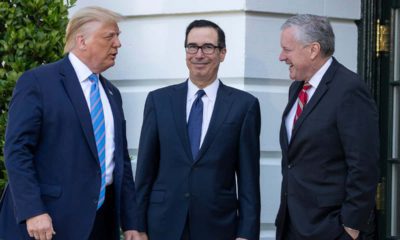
[
  {"xmin": 288, "ymin": 164, "xmax": 293, "ymax": 169},
  {"xmin": 184, "ymin": 193, "xmax": 190, "ymax": 198}
]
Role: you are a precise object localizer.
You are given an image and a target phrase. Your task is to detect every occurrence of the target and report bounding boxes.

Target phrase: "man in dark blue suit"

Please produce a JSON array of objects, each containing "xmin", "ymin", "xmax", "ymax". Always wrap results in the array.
[
  {"xmin": 0, "ymin": 6, "xmax": 141, "ymax": 240},
  {"xmin": 135, "ymin": 20, "xmax": 261, "ymax": 240},
  {"xmin": 275, "ymin": 14, "xmax": 379, "ymax": 240}
]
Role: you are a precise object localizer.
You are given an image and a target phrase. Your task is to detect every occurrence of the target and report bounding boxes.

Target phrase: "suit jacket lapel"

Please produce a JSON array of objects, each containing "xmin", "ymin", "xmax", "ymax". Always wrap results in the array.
[
  {"xmin": 291, "ymin": 58, "xmax": 338, "ymax": 141},
  {"xmin": 171, "ymin": 81, "xmax": 193, "ymax": 161},
  {"xmin": 59, "ymin": 57, "xmax": 98, "ymax": 161},
  {"xmin": 283, "ymin": 82, "xmax": 302, "ymax": 118},
  {"xmin": 291, "ymin": 84, "xmax": 328, "ymax": 138},
  {"xmin": 100, "ymin": 75, "xmax": 121, "ymax": 161},
  {"xmin": 281, "ymin": 81, "xmax": 302, "ymax": 151},
  {"xmin": 195, "ymin": 82, "xmax": 233, "ymax": 162}
]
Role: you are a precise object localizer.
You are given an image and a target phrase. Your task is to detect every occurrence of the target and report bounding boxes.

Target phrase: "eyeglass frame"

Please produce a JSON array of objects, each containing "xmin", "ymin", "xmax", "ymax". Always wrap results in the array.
[{"xmin": 185, "ymin": 43, "xmax": 223, "ymax": 55}]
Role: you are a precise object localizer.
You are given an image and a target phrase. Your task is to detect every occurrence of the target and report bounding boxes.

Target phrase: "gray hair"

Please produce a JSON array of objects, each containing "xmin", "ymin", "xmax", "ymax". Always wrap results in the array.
[
  {"xmin": 64, "ymin": 6, "xmax": 123, "ymax": 53},
  {"xmin": 281, "ymin": 14, "xmax": 335, "ymax": 57}
]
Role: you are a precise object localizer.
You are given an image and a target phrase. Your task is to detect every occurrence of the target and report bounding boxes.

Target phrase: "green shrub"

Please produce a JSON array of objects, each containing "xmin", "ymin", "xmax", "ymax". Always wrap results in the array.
[{"xmin": 0, "ymin": 0, "xmax": 76, "ymax": 194}]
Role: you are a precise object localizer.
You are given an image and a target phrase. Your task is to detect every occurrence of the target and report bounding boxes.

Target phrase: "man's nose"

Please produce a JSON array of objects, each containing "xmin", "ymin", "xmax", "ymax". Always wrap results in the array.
[
  {"xmin": 114, "ymin": 37, "xmax": 122, "ymax": 48},
  {"xmin": 279, "ymin": 51, "xmax": 286, "ymax": 61},
  {"xmin": 195, "ymin": 48, "xmax": 205, "ymax": 57}
]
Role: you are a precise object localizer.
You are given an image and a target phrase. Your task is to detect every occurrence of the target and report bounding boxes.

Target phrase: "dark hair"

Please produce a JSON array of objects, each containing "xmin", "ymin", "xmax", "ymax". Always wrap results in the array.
[{"xmin": 184, "ymin": 19, "xmax": 226, "ymax": 48}]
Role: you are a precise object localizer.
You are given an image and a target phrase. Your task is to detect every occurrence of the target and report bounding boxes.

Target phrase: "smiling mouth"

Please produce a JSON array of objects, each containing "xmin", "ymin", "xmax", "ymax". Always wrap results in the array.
[{"xmin": 192, "ymin": 62, "xmax": 209, "ymax": 65}]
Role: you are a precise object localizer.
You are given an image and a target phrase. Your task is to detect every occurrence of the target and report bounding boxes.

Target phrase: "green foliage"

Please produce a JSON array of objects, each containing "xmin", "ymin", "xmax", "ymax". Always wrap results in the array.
[{"xmin": 0, "ymin": 0, "xmax": 76, "ymax": 194}]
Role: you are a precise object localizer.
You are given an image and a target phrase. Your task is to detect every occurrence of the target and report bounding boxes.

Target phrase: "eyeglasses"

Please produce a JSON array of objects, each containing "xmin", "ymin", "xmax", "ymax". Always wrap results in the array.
[{"xmin": 185, "ymin": 44, "xmax": 222, "ymax": 54}]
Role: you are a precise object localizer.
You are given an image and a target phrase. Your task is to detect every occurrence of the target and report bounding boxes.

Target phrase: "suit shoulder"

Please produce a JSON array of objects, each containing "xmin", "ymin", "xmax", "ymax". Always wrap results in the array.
[
  {"xmin": 16, "ymin": 59, "xmax": 64, "ymax": 88},
  {"xmin": 149, "ymin": 82, "xmax": 186, "ymax": 97},
  {"xmin": 334, "ymin": 62, "xmax": 367, "ymax": 89},
  {"xmin": 223, "ymin": 84, "xmax": 258, "ymax": 102},
  {"xmin": 19, "ymin": 58, "xmax": 65, "ymax": 84},
  {"xmin": 30, "ymin": 58, "xmax": 65, "ymax": 75},
  {"xmin": 336, "ymin": 62, "xmax": 359, "ymax": 79}
]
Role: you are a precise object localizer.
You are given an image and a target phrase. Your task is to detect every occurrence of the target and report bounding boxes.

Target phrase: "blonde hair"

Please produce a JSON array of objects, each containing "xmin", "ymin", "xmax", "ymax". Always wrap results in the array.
[{"xmin": 64, "ymin": 6, "xmax": 122, "ymax": 53}]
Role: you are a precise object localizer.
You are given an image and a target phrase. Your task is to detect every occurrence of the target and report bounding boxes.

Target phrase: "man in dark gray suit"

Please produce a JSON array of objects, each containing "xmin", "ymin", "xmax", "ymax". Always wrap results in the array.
[
  {"xmin": 135, "ymin": 19, "xmax": 261, "ymax": 240},
  {"xmin": 275, "ymin": 14, "xmax": 379, "ymax": 240}
]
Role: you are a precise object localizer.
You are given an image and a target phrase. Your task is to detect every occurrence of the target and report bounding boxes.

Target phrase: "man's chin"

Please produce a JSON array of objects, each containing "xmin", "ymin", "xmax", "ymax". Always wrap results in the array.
[
  {"xmin": 190, "ymin": 71, "xmax": 206, "ymax": 78},
  {"xmin": 106, "ymin": 61, "xmax": 116, "ymax": 69}
]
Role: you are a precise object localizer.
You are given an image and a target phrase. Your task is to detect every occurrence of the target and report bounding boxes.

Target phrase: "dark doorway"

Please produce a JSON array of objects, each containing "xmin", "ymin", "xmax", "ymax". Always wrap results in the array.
[{"xmin": 359, "ymin": 0, "xmax": 400, "ymax": 239}]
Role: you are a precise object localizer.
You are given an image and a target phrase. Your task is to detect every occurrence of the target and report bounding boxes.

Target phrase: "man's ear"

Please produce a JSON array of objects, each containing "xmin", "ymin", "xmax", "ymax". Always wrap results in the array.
[
  {"xmin": 219, "ymin": 48, "xmax": 227, "ymax": 62},
  {"xmin": 309, "ymin": 42, "xmax": 321, "ymax": 60},
  {"xmin": 76, "ymin": 34, "xmax": 87, "ymax": 51}
]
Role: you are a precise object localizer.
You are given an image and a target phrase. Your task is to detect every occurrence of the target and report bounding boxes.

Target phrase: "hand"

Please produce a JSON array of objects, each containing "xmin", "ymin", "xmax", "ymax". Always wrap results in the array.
[
  {"xmin": 344, "ymin": 226, "xmax": 360, "ymax": 240},
  {"xmin": 26, "ymin": 213, "xmax": 55, "ymax": 240},
  {"xmin": 139, "ymin": 232, "xmax": 149, "ymax": 240},
  {"xmin": 123, "ymin": 230, "xmax": 145, "ymax": 240}
]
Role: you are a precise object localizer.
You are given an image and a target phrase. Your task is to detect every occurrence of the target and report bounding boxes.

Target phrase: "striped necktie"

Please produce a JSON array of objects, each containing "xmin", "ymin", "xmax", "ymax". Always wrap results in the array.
[
  {"xmin": 293, "ymin": 82, "xmax": 311, "ymax": 125},
  {"xmin": 89, "ymin": 74, "xmax": 106, "ymax": 209}
]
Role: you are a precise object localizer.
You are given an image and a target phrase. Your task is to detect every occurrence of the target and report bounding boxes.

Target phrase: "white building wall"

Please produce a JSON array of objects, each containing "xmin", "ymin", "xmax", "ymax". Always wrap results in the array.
[{"xmin": 70, "ymin": 1, "xmax": 361, "ymax": 239}]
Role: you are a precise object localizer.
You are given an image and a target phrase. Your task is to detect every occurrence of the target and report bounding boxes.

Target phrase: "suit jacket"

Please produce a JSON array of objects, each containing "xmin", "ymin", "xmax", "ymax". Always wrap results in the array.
[
  {"xmin": 135, "ymin": 80, "xmax": 261, "ymax": 240},
  {"xmin": 0, "ymin": 56, "xmax": 137, "ymax": 239},
  {"xmin": 275, "ymin": 58, "xmax": 379, "ymax": 240}
]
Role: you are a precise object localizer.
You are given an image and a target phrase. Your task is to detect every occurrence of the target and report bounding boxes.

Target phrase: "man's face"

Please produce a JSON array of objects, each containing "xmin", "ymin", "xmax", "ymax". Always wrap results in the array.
[
  {"xmin": 186, "ymin": 27, "xmax": 226, "ymax": 86},
  {"xmin": 83, "ymin": 21, "xmax": 121, "ymax": 73},
  {"xmin": 279, "ymin": 27, "xmax": 313, "ymax": 81}
]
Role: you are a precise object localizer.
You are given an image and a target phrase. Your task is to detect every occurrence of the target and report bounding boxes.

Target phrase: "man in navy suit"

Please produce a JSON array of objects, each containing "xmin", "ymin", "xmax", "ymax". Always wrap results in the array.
[
  {"xmin": 275, "ymin": 14, "xmax": 379, "ymax": 240},
  {"xmin": 135, "ymin": 20, "xmax": 261, "ymax": 240},
  {"xmin": 0, "ymin": 6, "xmax": 141, "ymax": 240}
]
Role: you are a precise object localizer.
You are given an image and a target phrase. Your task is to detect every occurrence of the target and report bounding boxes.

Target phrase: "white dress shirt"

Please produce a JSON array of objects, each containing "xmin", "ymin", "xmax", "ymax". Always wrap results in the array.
[
  {"xmin": 69, "ymin": 53, "xmax": 115, "ymax": 185},
  {"xmin": 285, "ymin": 57, "xmax": 333, "ymax": 141},
  {"xmin": 186, "ymin": 78, "xmax": 220, "ymax": 147}
]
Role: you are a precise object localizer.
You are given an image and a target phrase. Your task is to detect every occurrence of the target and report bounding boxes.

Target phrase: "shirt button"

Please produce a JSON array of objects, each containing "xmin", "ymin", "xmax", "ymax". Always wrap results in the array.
[{"xmin": 288, "ymin": 164, "xmax": 293, "ymax": 169}]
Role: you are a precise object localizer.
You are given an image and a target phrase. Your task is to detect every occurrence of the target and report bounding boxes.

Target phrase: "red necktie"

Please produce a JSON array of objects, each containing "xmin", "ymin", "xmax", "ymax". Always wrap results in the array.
[{"xmin": 293, "ymin": 82, "xmax": 311, "ymax": 125}]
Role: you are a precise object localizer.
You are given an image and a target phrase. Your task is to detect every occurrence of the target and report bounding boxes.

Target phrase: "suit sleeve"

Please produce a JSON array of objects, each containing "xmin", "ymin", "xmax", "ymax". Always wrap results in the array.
[
  {"xmin": 135, "ymin": 92, "xmax": 160, "ymax": 232},
  {"xmin": 337, "ymin": 80, "xmax": 379, "ymax": 230},
  {"xmin": 4, "ymin": 71, "xmax": 47, "ymax": 223},
  {"xmin": 236, "ymin": 98, "xmax": 261, "ymax": 239}
]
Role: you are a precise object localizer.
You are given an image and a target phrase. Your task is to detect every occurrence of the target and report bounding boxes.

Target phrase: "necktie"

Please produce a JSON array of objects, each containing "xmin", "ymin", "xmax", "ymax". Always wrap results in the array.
[
  {"xmin": 293, "ymin": 82, "xmax": 311, "ymax": 125},
  {"xmin": 88, "ymin": 74, "xmax": 106, "ymax": 209},
  {"xmin": 188, "ymin": 90, "xmax": 206, "ymax": 159}
]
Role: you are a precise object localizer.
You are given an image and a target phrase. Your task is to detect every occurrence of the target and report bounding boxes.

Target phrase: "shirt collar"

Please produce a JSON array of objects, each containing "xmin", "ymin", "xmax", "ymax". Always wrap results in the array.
[
  {"xmin": 187, "ymin": 78, "xmax": 220, "ymax": 102},
  {"xmin": 308, "ymin": 57, "xmax": 333, "ymax": 88},
  {"xmin": 68, "ymin": 52, "xmax": 95, "ymax": 83}
]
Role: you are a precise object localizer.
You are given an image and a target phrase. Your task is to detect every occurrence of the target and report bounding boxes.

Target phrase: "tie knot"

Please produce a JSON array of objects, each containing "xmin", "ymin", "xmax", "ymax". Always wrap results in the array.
[
  {"xmin": 196, "ymin": 89, "xmax": 206, "ymax": 99},
  {"xmin": 88, "ymin": 74, "xmax": 99, "ymax": 84},
  {"xmin": 302, "ymin": 82, "xmax": 311, "ymax": 91}
]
